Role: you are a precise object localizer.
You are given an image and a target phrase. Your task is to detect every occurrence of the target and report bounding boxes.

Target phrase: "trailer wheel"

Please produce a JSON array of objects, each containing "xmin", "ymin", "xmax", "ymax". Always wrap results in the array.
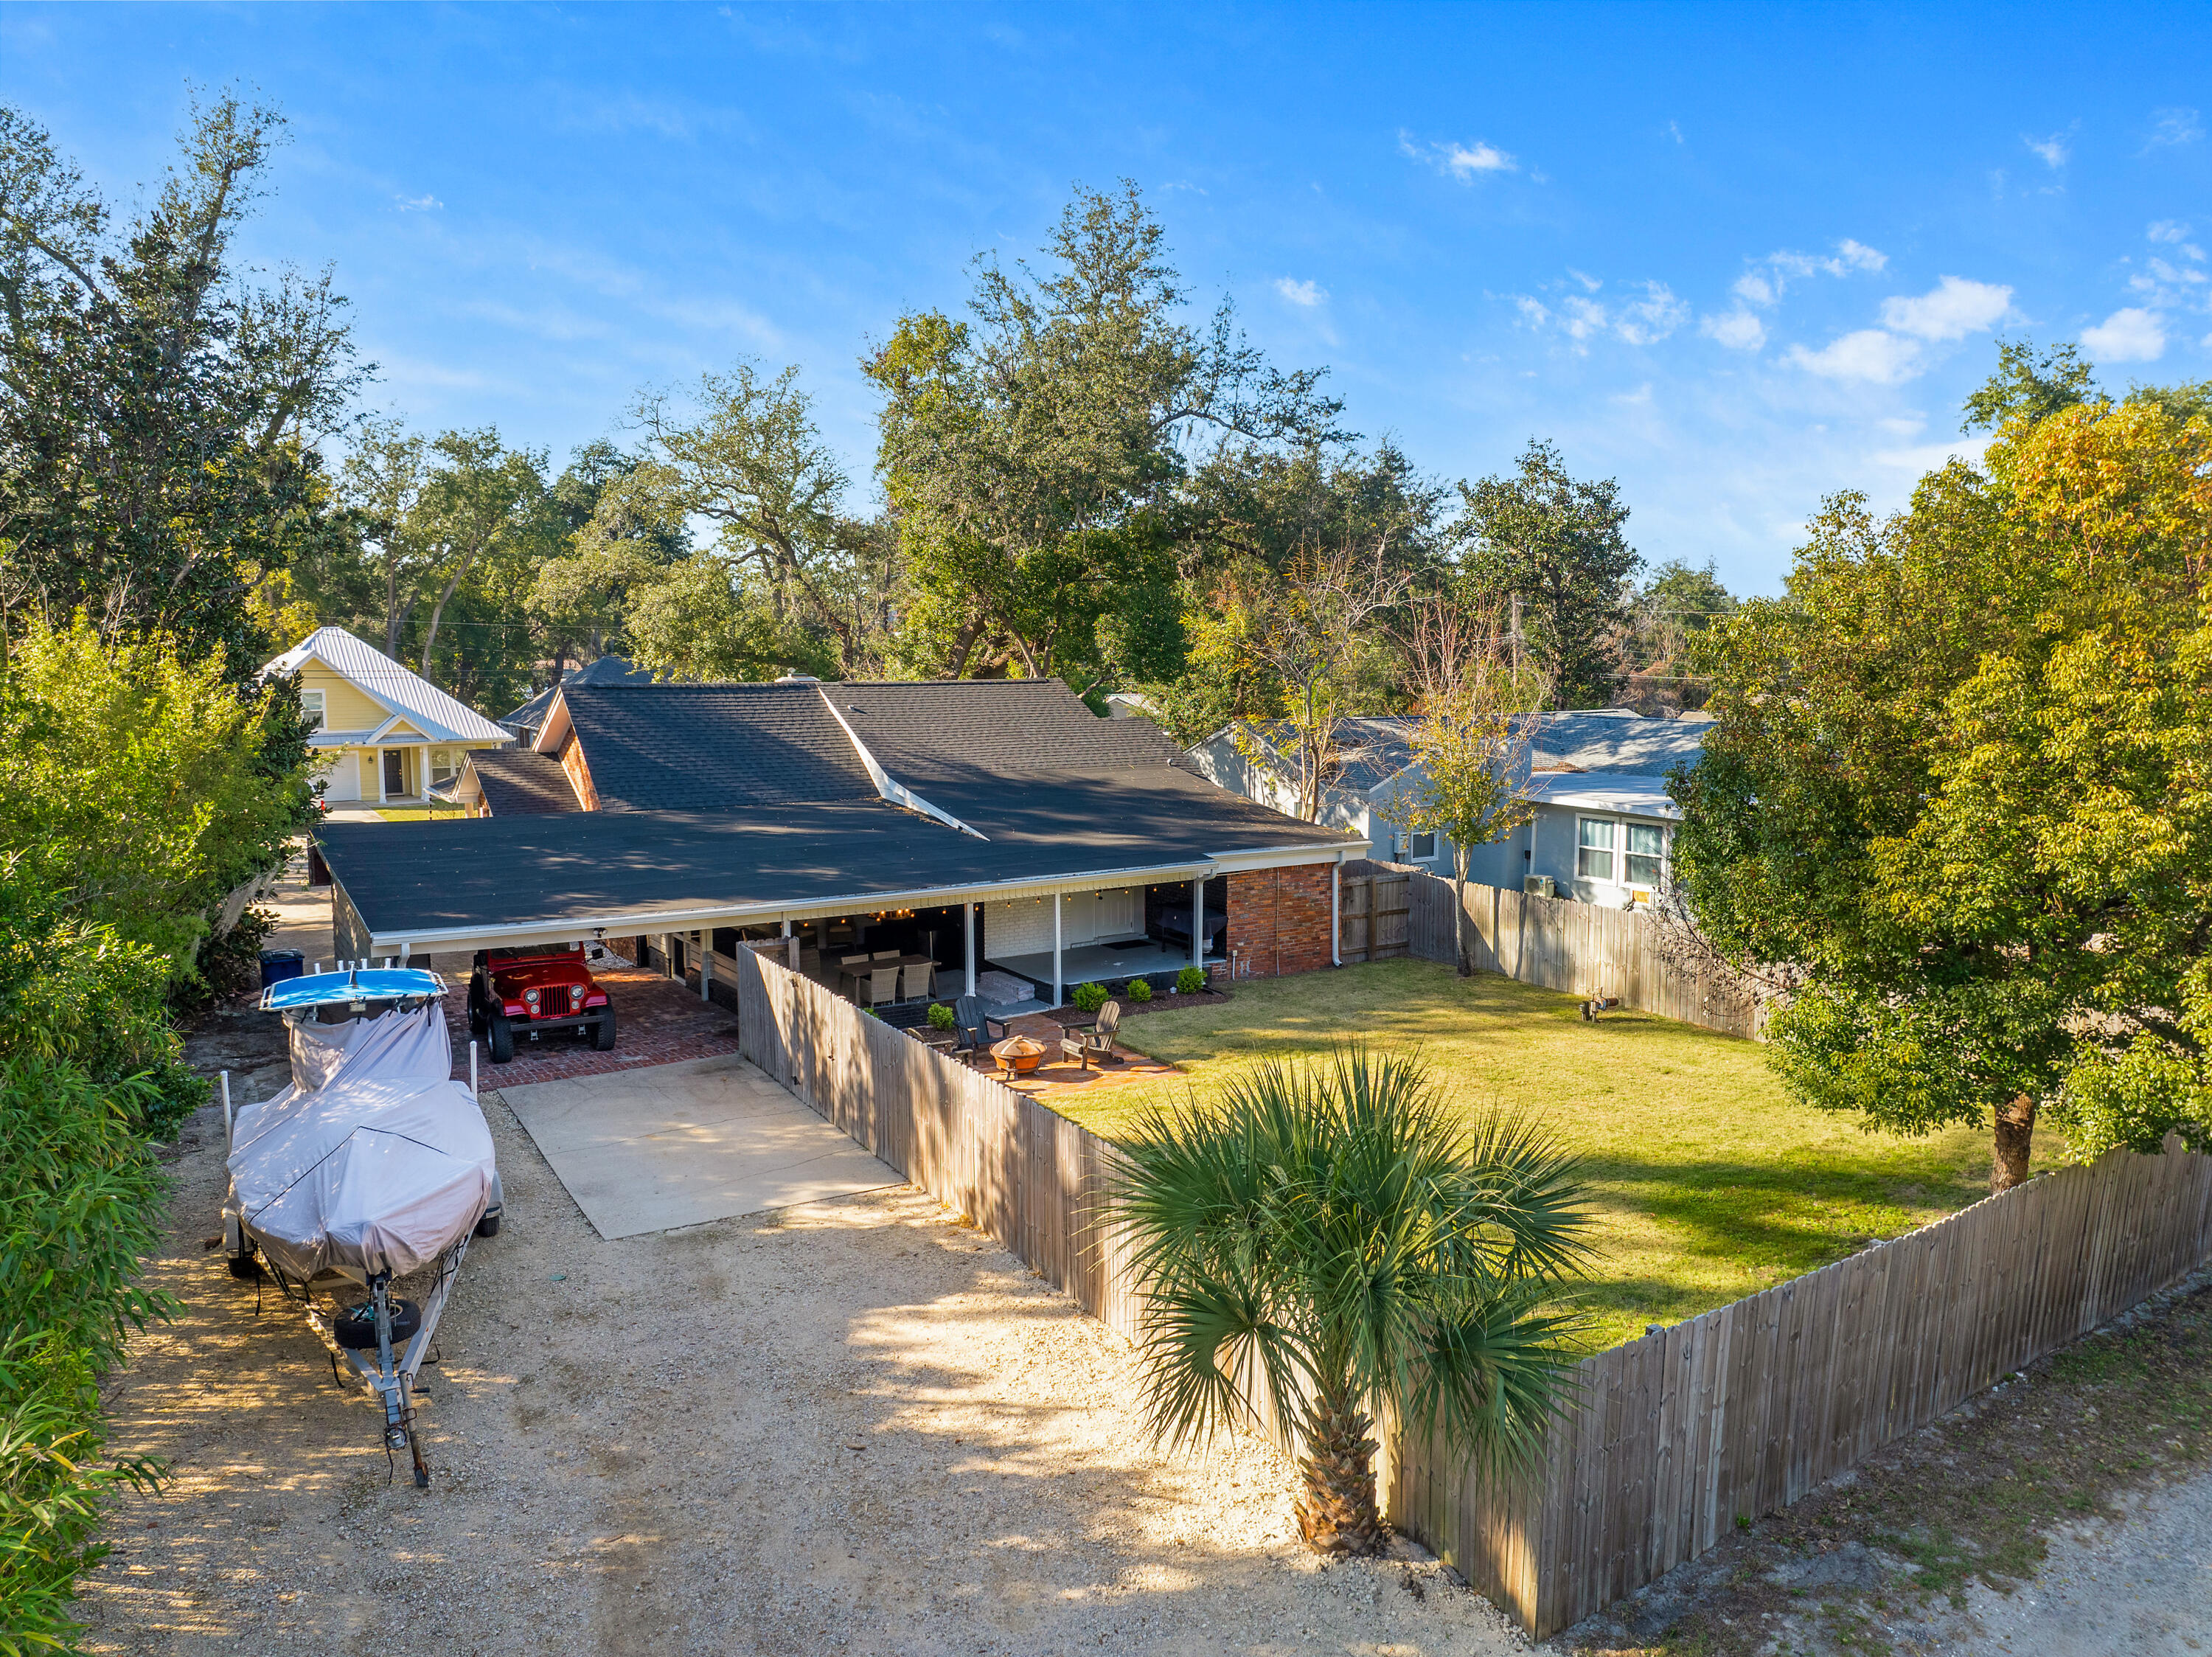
[
  {"xmin": 591, "ymin": 1001, "xmax": 618, "ymax": 1052},
  {"xmin": 474, "ymin": 1209, "xmax": 501, "ymax": 1237},
  {"xmin": 226, "ymin": 1251, "xmax": 262, "ymax": 1280},
  {"xmin": 487, "ymin": 1010, "xmax": 514, "ymax": 1063},
  {"xmin": 333, "ymin": 1297, "xmax": 422, "ymax": 1350}
]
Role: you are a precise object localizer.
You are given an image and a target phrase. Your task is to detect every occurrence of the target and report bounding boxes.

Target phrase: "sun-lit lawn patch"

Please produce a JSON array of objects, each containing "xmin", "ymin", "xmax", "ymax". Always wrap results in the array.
[
  {"xmin": 372, "ymin": 802, "xmax": 469, "ymax": 822},
  {"xmin": 1056, "ymin": 958, "xmax": 2034, "ymax": 1350}
]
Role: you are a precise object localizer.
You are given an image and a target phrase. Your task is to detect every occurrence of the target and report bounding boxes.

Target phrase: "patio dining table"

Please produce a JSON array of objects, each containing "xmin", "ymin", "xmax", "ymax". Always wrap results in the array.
[{"xmin": 837, "ymin": 953, "xmax": 938, "ymax": 1004}]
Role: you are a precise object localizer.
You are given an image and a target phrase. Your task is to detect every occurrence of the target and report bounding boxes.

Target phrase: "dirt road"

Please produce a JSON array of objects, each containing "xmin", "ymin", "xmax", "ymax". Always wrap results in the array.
[{"xmin": 80, "ymin": 1078, "xmax": 1532, "ymax": 1656}]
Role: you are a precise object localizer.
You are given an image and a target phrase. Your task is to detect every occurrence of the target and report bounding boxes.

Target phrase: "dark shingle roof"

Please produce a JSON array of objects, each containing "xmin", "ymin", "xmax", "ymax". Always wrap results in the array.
[
  {"xmin": 470, "ymin": 749, "xmax": 580, "ymax": 816},
  {"xmin": 561, "ymin": 682, "xmax": 876, "ymax": 810},
  {"xmin": 833, "ymin": 679, "xmax": 1180, "ymax": 782},
  {"xmin": 501, "ymin": 656, "xmax": 663, "ymax": 737},
  {"xmin": 319, "ymin": 772, "xmax": 1355, "ymax": 944}
]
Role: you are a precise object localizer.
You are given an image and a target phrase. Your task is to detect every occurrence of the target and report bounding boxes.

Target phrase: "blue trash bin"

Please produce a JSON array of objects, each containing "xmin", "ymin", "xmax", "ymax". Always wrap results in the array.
[{"xmin": 259, "ymin": 950, "xmax": 305, "ymax": 990}]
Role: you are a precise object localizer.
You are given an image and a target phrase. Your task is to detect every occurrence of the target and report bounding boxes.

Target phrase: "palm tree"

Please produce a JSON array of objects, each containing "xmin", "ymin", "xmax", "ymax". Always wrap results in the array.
[{"xmin": 1107, "ymin": 1044, "xmax": 1592, "ymax": 1554}]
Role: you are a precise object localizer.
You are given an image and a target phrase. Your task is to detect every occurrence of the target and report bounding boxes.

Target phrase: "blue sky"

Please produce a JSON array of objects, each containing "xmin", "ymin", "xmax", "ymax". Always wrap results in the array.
[{"xmin": 5, "ymin": 3, "xmax": 2207, "ymax": 594}]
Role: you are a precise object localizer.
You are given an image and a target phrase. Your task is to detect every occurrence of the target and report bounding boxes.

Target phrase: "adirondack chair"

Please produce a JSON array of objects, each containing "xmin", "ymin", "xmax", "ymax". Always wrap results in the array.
[
  {"xmin": 951, "ymin": 995, "xmax": 1012, "ymax": 1061},
  {"xmin": 1060, "ymin": 1001, "xmax": 1123, "ymax": 1070}
]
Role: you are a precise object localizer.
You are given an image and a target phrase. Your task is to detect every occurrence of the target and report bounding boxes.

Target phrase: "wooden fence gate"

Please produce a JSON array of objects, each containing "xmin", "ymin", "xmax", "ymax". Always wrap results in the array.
[{"xmin": 1337, "ymin": 865, "xmax": 1411, "ymax": 964}]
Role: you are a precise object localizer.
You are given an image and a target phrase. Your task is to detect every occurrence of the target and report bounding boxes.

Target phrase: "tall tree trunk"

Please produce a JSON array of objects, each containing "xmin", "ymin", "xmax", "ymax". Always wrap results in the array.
[
  {"xmin": 1295, "ymin": 1394, "xmax": 1385, "ymax": 1557},
  {"xmin": 1992, "ymin": 1094, "xmax": 2037, "ymax": 1193},
  {"xmin": 420, "ymin": 542, "xmax": 486, "ymax": 684},
  {"xmin": 1453, "ymin": 858, "xmax": 1473, "ymax": 979}
]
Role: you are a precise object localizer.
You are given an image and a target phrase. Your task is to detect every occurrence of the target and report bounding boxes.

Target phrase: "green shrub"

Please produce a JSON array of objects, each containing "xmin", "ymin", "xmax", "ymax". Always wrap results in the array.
[
  {"xmin": 0, "ymin": 870, "xmax": 204, "ymax": 1140},
  {"xmin": 1127, "ymin": 976, "xmax": 1153, "ymax": 1003},
  {"xmin": 1, "ymin": 1058, "xmax": 175, "ymax": 1647},
  {"xmin": 927, "ymin": 1001, "xmax": 956, "ymax": 1030},
  {"xmin": 1072, "ymin": 982, "xmax": 1109, "ymax": 1014},
  {"xmin": 1175, "ymin": 965, "xmax": 1206, "ymax": 996}
]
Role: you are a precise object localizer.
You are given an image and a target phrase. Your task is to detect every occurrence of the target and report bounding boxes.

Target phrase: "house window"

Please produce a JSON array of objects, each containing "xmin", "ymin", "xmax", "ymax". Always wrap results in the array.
[
  {"xmin": 300, "ymin": 689, "xmax": 326, "ymax": 731},
  {"xmin": 1409, "ymin": 831, "xmax": 1436, "ymax": 861},
  {"xmin": 1626, "ymin": 824, "xmax": 1666, "ymax": 886},
  {"xmin": 431, "ymin": 748, "xmax": 455, "ymax": 783},
  {"xmin": 1576, "ymin": 818, "xmax": 1615, "ymax": 881}
]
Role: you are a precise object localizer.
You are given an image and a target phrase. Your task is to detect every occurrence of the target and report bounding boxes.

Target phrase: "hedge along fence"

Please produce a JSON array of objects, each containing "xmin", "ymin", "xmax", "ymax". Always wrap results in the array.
[
  {"xmin": 1407, "ymin": 873, "xmax": 1767, "ymax": 1040},
  {"xmin": 726, "ymin": 945, "xmax": 2212, "ymax": 1639}
]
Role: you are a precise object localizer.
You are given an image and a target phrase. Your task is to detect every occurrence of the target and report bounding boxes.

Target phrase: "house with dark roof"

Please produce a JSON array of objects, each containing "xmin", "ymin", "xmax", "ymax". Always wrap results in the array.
[
  {"xmin": 1187, "ymin": 709, "xmax": 1711, "ymax": 909},
  {"xmin": 317, "ymin": 670, "xmax": 1366, "ymax": 1015}
]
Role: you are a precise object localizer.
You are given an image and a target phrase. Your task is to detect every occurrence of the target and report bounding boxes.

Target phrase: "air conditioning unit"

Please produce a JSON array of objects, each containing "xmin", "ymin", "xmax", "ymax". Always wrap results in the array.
[{"xmin": 1523, "ymin": 875, "xmax": 1556, "ymax": 899}]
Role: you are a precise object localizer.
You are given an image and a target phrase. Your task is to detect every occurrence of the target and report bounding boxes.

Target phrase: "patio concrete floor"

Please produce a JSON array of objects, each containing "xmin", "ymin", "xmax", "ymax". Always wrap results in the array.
[{"xmin": 497, "ymin": 1053, "xmax": 900, "ymax": 1240}]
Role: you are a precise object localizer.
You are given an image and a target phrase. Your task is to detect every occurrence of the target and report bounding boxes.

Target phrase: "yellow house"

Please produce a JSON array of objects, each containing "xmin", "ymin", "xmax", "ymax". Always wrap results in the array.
[{"xmin": 262, "ymin": 626, "xmax": 512, "ymax": 804}]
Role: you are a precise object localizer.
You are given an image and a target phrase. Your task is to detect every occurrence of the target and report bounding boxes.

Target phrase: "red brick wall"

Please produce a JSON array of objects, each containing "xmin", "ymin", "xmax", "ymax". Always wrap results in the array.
[{"xmin": 1225, "ymin": 865, "xmax": 1337, "ymax": 979}]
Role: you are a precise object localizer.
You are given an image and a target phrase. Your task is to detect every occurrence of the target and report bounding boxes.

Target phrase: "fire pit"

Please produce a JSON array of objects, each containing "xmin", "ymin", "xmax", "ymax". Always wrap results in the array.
[{"xmin": 989, "ymin": 1035, "xmax": 1046, "ymax": 1077}]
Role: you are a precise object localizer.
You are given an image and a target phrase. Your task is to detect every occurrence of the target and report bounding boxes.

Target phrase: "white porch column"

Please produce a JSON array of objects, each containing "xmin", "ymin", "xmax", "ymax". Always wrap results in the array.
[
  {"xmin": 782, "ymin": 916, "xmax": 797, "ymax": 973},
  {"xmin": 698, "ymin": 931, "xmax": 712, "ymax": 1002},
  {"xmin": 375, "ymin": 748, "xmax": 387, "ymax": 805},
  {"xmin": 1191, "ymin": 875, "xmax": 1204, "ymax": 968},
  {"xmin": 964, "ymin": 902, "xmax": 976, "ymax": 998},
  {"xmin": 1051, "ymin": 892, "xmax": 1063, "ymax": 1009},
  {"xmin": 1332, "ymin": 855, "xmax": 1342, "ymax": 967},
  {"xmin": 665, "ymin": 934, "xmax": 678, "ymax": 982}
]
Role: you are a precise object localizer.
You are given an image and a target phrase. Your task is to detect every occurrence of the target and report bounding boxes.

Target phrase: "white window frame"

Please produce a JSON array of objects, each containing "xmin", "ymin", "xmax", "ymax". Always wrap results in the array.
[
  {"xmin": 300, "ymin": 688, "xmax": 326, "ymax": 731},
  {"xmin": 1576, "ymin": 816, "xmax": 1616, "ymax": 883},
  {"xmin": 1408, "ymin": 830, "xmax": 1437, "ymax": 861},
  {"xmin": 1624, "ymin": 821, "xmax": 1668, "ymax": 889}
]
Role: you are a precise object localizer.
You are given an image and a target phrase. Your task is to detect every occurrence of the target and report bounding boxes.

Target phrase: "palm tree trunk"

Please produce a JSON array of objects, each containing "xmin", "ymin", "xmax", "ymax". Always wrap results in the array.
[{"xmin": 1295, "ymin": 1395, "xmax": 1385, "ymax": 1556}]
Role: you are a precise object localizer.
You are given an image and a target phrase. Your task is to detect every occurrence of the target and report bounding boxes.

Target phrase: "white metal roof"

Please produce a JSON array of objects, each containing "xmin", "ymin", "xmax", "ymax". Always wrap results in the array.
[
  {"xmin": 262, "ymin": 627, "xmax": 512, "ymax": 746},
  {"xmin": 1523, "ymin": 771, "xmax": 1680, "ymax": 820}
]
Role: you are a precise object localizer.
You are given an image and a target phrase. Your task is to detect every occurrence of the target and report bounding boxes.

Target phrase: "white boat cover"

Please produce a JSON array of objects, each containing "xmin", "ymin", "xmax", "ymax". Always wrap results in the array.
[{"xmin": 227, "ymin": 1003, "xmax": 498, "ymax": 1284}]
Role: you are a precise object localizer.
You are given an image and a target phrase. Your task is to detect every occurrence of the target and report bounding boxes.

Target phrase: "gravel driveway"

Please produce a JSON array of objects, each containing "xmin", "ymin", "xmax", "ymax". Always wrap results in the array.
[{"xmin": 80, "ymin": 1078, "xmax": 1534, "ymax": 1656}]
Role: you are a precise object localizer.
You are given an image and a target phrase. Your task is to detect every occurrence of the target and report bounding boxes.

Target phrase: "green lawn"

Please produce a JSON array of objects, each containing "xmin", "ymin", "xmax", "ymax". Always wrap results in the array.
[{"xmin": 1057, "ymin": 959, "xmax": 2034, "ymax": 1351}]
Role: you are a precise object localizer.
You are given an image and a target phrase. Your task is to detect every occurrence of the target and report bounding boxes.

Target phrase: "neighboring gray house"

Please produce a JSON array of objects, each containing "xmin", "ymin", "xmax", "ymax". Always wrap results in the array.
[{"xmin": 1186, "ymin": 710, "xmax": 1712, "ymax": 909}]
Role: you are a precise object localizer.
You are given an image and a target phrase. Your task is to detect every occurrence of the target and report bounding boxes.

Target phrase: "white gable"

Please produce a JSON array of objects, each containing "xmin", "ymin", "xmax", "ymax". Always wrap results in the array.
[{"xmin": 262, "ymin": 626, "xmax": 511, "ymax": 746}]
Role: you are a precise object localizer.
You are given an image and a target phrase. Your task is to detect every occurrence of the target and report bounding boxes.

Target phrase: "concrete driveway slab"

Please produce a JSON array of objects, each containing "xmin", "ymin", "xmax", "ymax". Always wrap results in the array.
[{"xmin": 495, "ymin": 1053, "xmax": 898, "ymax": 1239}]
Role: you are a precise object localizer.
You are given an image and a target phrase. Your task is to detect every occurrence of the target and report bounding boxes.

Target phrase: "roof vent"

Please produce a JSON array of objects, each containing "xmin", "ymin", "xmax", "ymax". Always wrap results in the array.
[{"xmin": 773, "ymin": 673, "xmax": 819, "ymax": 684}]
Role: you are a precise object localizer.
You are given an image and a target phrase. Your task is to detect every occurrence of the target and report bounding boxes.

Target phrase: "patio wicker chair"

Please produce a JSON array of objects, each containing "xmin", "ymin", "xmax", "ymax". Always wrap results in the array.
[
  {"xmin": 863, "ymin": 965, "xmax": 900, "ymax": 1007},
  {"xmin": 901, "ymin": 960, "xmax": 936, "ymax": 1003},
  {"xmin": 1060, "ymin": 1001, "xmax": 1123, "ymax": 1070},
  {"xmin": 951, "ymin": 995, "xmax": 1012, "ymax": 1060}
]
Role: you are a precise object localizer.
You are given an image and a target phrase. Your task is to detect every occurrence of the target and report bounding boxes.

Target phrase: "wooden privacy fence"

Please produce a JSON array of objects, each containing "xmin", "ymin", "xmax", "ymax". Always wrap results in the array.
[
  {"xmin": 727, "ymin": 945, "xmax": 2212, "ymax": 1639},
  {"xmin": 1336, "ymin": 864, "xmax": 1411, "ymax": 965},
  {"xmin": 1392, "ymin": 1138, "xmax": 2212, "ymax": 1635},
  {"xmin": 1408, "ymin": 873, "xmax": 1764, "ymax": 1039}
]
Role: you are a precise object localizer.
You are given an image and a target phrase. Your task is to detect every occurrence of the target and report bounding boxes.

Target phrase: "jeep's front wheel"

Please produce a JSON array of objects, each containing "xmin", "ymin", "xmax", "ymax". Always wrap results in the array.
[
  {"xmin": 487, "ymin": 1010, "xmax": 515, "ymax": 1063},
  {"xmin": 591, "ymin": 1001, "xmax": 618, "ymax": 1052}
]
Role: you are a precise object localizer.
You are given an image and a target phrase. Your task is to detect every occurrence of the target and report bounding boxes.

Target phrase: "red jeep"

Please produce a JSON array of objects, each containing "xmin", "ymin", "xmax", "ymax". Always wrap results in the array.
[{"xmin": 468, "ymin": 943, "xmax": 616, "ymax": 1063}]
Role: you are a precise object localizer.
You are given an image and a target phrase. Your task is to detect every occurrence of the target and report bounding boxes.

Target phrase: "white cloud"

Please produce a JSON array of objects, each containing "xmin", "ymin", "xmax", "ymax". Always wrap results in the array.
[
  {"xmin": 394, "ymin": 193, "xmax": 443, "ymax": 212},
  {"xmin": 2149, "ymin": 257, "xmax": 2208, "ymax": 286},
  {"xmin": 1700, "ymin": 308, "xmax": 1767, "ymax": 350},
  {"xmin": 1400, "ymin": 131, "xmax": 1518, "ymax": 181},
  {"xmin": 1733, "ymin": 271, "xmax": 1777, "ymax": 308},
  {"xmin": 2025, "ymin": 132, "xmax": 2069, "ymax": 168},
  {"xmin": 1730, "ymin": 240, "xmax": 1887, "ymax": 309},
  {"xmin": 1274, "ymin": 277, "xmax": 1327, "ymax": 308},
  {"xmin": 2148, "ymin": 107, "xmax": 2204, "ymax": 147},
  {"xmin": 1787, "ymin": 329, "xmax": 1926, "ymax": 384},
  {"xmin": 1567, "ymin": 268, "xmax": 1602, "ymax": 293},
  {"xmin": 1878, "ymin": 275, "xmax": 2014, "ymax": 341},
  {"xmin": 1668, "ymin": 120, "xmax": 1684, "ymax": 144},
  {"xmin": 1517, "ymin": 279, "xmax": 1686, "ymax": 350},
  {"xmin": 2148, "ymin": 220, "xmax": 2191, "ymax": 243},
  {"xmin": 2081, "ymin": 307, "xmax": 2166, "ymax": 362}
]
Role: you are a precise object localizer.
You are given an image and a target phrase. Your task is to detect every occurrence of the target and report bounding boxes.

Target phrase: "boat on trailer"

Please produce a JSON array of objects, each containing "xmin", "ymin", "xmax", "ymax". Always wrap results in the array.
[{"xmin": 220, "ymin": 963, "xmax": 502, "ymax": 1487}]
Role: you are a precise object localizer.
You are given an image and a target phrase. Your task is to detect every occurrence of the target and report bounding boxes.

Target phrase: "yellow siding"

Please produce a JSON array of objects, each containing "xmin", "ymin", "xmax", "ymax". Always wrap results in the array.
[{"xmin": 298, "ymin": 663, "xmax": 389, "ymax": 733}]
